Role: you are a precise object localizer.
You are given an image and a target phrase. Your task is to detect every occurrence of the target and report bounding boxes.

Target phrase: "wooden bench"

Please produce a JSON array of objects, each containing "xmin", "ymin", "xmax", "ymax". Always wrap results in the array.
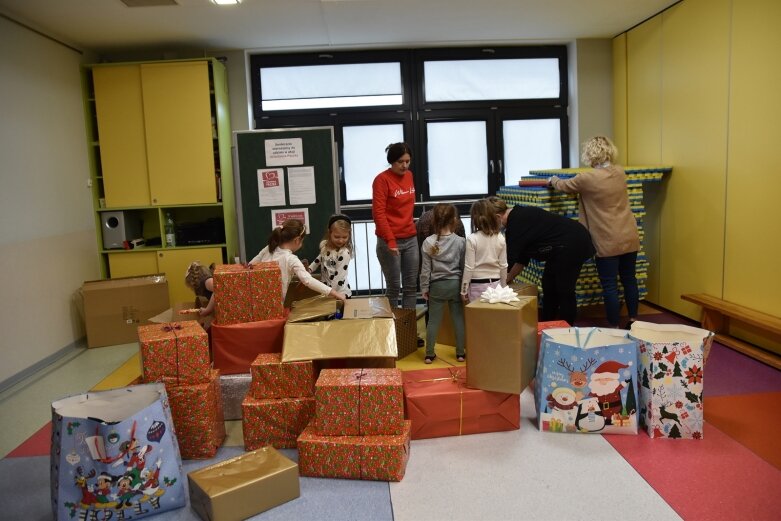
[{"xmin": 681, "ymin": 293, "xmax": 781, "ymax": 370}]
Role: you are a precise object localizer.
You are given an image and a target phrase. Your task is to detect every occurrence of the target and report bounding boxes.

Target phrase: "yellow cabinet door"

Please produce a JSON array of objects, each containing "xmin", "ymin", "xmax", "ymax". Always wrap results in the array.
[
  {"xmin": 108, "ymin": 251, "xmax": 159, "ymax": 279},
  {"xmin": 93, "ymin": 65, "xmax": 151, "ymax": 207},
  {"xmin": 156, "ymin": 247, "xmax": 223, "ymax": 305},
  {"xmin": 141, "ymin": 62, "xmax": 217, "ymax": 206}
]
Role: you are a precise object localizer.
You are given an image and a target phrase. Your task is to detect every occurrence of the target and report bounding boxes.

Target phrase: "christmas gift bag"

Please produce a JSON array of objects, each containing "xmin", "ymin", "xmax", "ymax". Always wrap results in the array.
[
  {"xmin": 534, "ymin": 327, "xmax": 640, "ymax": 434},
  {"xmin": 629, "ymin": 321, "xmax": 714, "ymax": 439},
  {"xmin": 50, "ymin": 383, "xmax": 185, "ymax": 520}
]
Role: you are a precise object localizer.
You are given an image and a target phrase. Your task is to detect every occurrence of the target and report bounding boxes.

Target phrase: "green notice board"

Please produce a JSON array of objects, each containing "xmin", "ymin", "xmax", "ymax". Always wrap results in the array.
[{"xmin": 234, "ymin": 127, "xmax": 338, "ymax": 263}]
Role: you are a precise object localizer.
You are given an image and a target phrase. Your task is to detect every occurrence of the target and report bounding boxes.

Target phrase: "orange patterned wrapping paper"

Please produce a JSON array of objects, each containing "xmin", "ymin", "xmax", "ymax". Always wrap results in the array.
[
  {"xmin": 297, "ymin": 421, "xmax": 411, "ymax": 481},
  {"xmin": 249, "ymin": 353, "xmax": 315, "ymax": 399},
  {"xmin": 213, "ymin": 263, "xmax": 284, "ymax": 325},
  {"xmin": 137, "ymin": 321, "xmax": 211, "ymax": 385},
  {"xmin": 314, "ymin": 368, "xmax": 405, "ymax": 436},
  {"xmin": 167, "ymin": 369, "xmax": 226, "ymax": 459},
  {"xmin": 242, "ymin": 396, "xmax": 315, "ymax": 450},
  {"xmin": 402, "ymin": 368, "xmax": 520, "ymax": 440}
]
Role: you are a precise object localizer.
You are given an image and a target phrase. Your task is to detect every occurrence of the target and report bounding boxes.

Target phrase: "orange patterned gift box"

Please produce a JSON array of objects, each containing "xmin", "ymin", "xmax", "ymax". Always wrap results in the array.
[
  {"xmin": 297, "ymin": 421, "xmax": 411, "ymax": 481},
  {"xmin": 167, "ymin": 369, "xmax": 226, "ymax": 459},
  {"xmin": 137, "ymin": 321, "xmax": 210, "ymax": 385},
  {"xmin": 242, "ymin": 396, "xmax": 315, "ymax": 450},
  {"xmin": 314, "ymin": 368, "xmax": 404, "ymax": 436},
  {"xmin": 249, "ymin": 353, "xmax": 314, "ymax": 399},
  {"xmin": 213, "ymin": 263, "xmax": 284, "ymax": 325}
]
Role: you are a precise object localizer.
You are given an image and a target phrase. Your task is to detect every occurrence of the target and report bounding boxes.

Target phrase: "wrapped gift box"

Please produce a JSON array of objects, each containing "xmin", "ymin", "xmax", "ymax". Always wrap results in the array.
[
  {"xmin": 314, "ymin": 368, "xmax": 404, "ymax": 436},
  {"xmin": 188, "ymin": 446, "xmax": 299, "ymax": 521},
  {"xmin": 167, "ymin": 369, "xmax": 226, "ymax": 459},
  {"xmin": 465, "ymin": 295, "xmax": 538, "ymax": 394},
  {"xmin": 282, "ymin": 318, "xmax": 397, "ymax": 363},
  {"xmin": 213, "ymin": 263, "xmax": 284, "ymax": 325},
  {"xmin": 342, "ymin": 297, "xmax": 415, "ymax": 360},
  {"xmin": 220, "ymin": 373, "xmax": 251, "ymax": 421},
  {"xmin": 242, "ymin": 396, "xmax": 315, "ymax": 450},
  {"xmin": 137, "ymin": 321, "xmax": 210, "ymax": 385},
  {"xmin": 297, "ymin": 421, "xmax": 411, "ymax": 481},
  {"xmin": 211, "ymin": 311, "xmax": 288, "ymax": 375},
  {"xmin": 402, "ymin": 367, "xmax": 520, "ymax": 439},
  {"xmin": 249, "ymin": 353, "xmax": 314, "ymax": 399}
]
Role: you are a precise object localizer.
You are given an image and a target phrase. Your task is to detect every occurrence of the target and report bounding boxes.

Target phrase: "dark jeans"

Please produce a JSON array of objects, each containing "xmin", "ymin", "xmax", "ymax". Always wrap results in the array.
[
  {"xmin": 541, "ymin": 240, "xmax": 594, "ymax": 325},
  {"xmin": 595, "ymin": 251, "xmax": 639, "ymax": 327}
]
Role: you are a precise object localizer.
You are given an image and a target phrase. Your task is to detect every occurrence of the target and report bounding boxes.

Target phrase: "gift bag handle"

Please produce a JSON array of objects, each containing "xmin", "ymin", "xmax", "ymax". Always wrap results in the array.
[{"xmin": 575, "ymin": 328, "xmax": 596, "ymax": 348}]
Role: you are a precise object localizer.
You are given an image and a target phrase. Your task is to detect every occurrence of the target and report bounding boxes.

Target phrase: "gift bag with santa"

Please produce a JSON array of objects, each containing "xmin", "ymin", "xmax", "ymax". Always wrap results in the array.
[
  {"xmin": 629, "ymin": 321, "xmax": 713, "ymax": 439},
  {"xmin": 534, "ymin": 327, "xmax": 640, "ymax": 435}
]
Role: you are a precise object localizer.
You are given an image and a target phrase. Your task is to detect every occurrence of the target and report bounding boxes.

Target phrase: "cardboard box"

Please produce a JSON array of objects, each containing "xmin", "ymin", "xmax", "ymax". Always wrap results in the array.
[
  {"xmin": 282, "ymin": 318, "xmax": 397, "ymax": 363},
  {"xmin": 342, "ymin": 297, "xmax": 393, "ymax": 319},
  {"xmin": 283, "ymin": 276, "xmax": 322, "ymax": 308},
  {"xmin": 211, "ymin": 312, "xmax": 288, "ymax": 375},
  {"xmin": 188, "ymin": 446, "xmax": 300, "ymax": 521},
  {"xmin": 82, "ymin": 274, "xmax": 170, "ymax": 348}
]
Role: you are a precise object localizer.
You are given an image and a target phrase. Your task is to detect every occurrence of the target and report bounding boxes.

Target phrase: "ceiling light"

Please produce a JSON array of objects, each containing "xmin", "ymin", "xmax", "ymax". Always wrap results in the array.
[{"xmin": 212, "ymin": 0, "xmax": 241, "ymax": 5}]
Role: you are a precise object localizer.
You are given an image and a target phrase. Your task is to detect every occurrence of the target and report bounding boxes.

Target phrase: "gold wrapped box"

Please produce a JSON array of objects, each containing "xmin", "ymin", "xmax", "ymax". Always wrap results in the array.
[{"xmin": 188, "ymin": 446, "xmax": 300, "ymax": 521}]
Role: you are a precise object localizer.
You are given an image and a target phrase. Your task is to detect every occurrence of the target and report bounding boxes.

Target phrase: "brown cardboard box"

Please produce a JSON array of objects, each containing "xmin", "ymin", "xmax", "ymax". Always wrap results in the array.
[
  {"xmin": 188, "ymin": 446, "xmax": 300, "ymax": 521},
  {"xmin": 82, "ymin": 274, "xmax": 169, "ymax": 348},
  {"xmin": 148, "ymin": 301, "xmax": 212, "ymax": 329}
]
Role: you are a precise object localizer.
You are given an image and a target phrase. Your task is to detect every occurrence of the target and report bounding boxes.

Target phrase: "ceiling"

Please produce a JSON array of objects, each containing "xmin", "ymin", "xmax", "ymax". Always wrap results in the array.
[{"xmin": 0, "ymin": 0, "xmax": 678, "ymax": 56}]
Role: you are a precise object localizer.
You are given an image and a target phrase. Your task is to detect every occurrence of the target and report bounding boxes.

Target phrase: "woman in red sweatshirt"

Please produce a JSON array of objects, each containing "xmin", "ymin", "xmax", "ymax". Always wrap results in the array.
[{"xmin": 372, "ymin": 142, "xmax": 419, "ymax": 310}]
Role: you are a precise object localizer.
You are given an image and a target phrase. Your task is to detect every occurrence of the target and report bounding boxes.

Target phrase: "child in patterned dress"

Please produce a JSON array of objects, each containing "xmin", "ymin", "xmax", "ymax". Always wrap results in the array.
[{"xmin": 308, "ymin": 214, "xmax": 354, "ymax": 298}]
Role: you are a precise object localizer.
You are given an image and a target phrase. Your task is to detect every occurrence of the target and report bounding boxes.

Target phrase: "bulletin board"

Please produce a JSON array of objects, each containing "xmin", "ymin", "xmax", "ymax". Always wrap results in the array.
[{"xmin": 233, "ymin": 127, "xmax": 339, "ymax": 262}]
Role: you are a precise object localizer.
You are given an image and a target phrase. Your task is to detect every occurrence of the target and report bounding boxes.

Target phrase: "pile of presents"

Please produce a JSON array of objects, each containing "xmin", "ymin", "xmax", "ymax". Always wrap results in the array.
[{"xmin": 50, "ymin": 261, "xmax": 714, "ymax": 520}]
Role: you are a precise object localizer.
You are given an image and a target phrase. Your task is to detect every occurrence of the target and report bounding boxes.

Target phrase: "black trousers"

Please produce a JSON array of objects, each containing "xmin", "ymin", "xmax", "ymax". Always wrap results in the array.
[{"xmin": 540, "ymin": 240, "xmax": 594, "ymax": 325}]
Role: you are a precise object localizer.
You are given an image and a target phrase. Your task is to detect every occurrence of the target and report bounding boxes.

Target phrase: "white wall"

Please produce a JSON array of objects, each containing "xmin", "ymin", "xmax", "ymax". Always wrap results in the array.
[{"xmin": 0, "ymin": 17, "xmax": 99, "ymax": 385}]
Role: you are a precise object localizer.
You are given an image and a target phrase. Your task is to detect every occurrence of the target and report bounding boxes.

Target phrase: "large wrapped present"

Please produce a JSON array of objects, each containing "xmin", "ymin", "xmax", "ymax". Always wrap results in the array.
[
  {"xmin": 212, "ymin": 263, "xmax": 284, "ymax": 325},
  {"xmin": 534, "ymin": 327, "xmax": 639, "ymax": 435},
  {"xmin": 211, "ymin": 311, "xmax": 288, "ymax": 375},
  {"xmin": 297, "ymin": 421, "xmax": 411, "ymax": 481},
  {"xmin": 314, "ymin": 368, "xmax": 405, "ymax": 436},
  {"xmin": 137, "ymin": 321, "xmax": 210, "ymax": 385},
  {"xmin": 220, "ymin": 373, "xmax": 251, "ymax": 421},
  {"xmin": 629, "ymin": 321, "xmax": 714, "ymax": 439},
  {"xmin": 50, "ymin": 383, "xmax": 185, "ymax": 520},
  {"xmin": 344, "ymin": 297, "xmax": 415, "ymax": 360},
  {"xmin": 188, "ymin": 446, "xmax": 300, "ymax": 521},
  {"xmin": 249, "ymin": 353, "xmax": 314, "ymax": 399},
  {"xmin": 465, "ymin": 287, "xmax": 538, "ymax": 394},
  {"xmin": 282, "ymin": 318, "xmax": 397, "ymax": 363},
  {"xmin": 242, "ymin": 396, "xmax": 315, "ymax": 450},
  {"xmin": 167, "ymin": 369, "xmax": 226, "ymax": 459},
  {"xmin": 402, "ymin": 367, "xmax": 520, "ymax": 439}
]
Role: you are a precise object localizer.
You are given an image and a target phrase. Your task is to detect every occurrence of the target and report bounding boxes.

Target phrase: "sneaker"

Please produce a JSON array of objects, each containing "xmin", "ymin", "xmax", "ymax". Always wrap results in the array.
[
  {"xmin": 456, "ymin": 354, "xmax": 465, "ymax": 362},
  {"xmin": 424, "ymin": 355, "xmax": 436, "ymax": 364}
]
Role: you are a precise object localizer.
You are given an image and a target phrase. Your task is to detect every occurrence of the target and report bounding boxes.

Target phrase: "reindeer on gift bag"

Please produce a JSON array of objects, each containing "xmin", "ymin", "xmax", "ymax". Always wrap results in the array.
[{"xmin": 557, "ymin": 357, "xmax": 597, "ymax": 400}]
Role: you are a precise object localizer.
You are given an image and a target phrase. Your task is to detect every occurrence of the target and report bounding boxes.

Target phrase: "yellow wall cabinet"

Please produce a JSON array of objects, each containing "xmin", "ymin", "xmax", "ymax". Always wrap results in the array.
[{"xmin": 85, "ymin": 58, "xmax": 238, "ymax": 306}]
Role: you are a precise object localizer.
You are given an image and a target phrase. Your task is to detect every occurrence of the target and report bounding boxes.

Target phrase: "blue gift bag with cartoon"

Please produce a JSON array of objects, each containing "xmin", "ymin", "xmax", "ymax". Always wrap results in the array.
[
  {"xmin": 534, "ymin": 327, "xmax": 640, "ymax": 434},
  {"xmin": 50, "ymin": 383, "xmax": 186, "ymax": 520}
]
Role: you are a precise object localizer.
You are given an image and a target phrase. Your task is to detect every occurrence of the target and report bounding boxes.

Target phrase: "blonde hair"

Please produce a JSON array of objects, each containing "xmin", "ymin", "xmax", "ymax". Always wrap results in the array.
[
  {"xmin": 320, "ymin": 216, "xmax": 353, "ymax": 256},
  {"xmin": 470, "ymin": 199, "xmax": 501, "ymax": 235},
  {"xmin": 430, "ymin": 203, "xmax": 459, "ymax": 256},
  {"xmin": 581, "ymin": 136, "xmax": 618, "ymax": 167}
]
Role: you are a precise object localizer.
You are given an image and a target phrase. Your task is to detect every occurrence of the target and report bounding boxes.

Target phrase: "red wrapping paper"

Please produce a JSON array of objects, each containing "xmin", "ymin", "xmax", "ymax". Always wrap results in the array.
[
  {"xmin": 211, "ymin": 311, "xmax": 288, "ymax": 375},
  {"xmin": 249, "ymin": 353, "xmax": 314, "ymax": 399},
  {"xmin": 137, "ymin": 321, "xmax": 210, "ymax": 385},
  {"xmin": 314, "ymin": 368, "xmax": 404, "ymax": 436},
  {"xmin": 213, "ymin": 263, "xmax": 284, "ymax": 325},
  {"xmin": 537, "ymin": 320, "xmax": 570, "ymax": 352},
  {"xmin": 242, "ymin": 396, "xmax": 315, "ymax": 450},
  {"xmin": 167, "ymin": 369, "xmax": 226, "ymax": 459},
  {"xmin": 297, "ymin": 421, "xmax": 411, "ymax": 481},
  {"xmin": 402, "ymin": 368, "xmax": 520, "ymax": 439}
]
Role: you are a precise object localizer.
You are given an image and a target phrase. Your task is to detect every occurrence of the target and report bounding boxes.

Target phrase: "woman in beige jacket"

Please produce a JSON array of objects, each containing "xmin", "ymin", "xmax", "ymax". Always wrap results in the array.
[{"xmin": 548, "ymin": 136, "xmax": 640, "ymax": 328}]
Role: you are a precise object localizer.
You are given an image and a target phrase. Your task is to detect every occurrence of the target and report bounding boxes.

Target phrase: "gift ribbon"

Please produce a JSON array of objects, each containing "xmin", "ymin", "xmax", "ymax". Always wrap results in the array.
[
  {"xmin": 574, "ymin": 328, "xmax": 596, "ymax": 348},
  {"xmin": 354, "ymin": 370, "xmax": 366, "ymax": 436},
  {"xmin": 162, "ymin": 323, "xmax": 185, "ymax": 385},
  {"xmin": 414, "ymin": 368, "xmax": 466, "ymax": 435}
]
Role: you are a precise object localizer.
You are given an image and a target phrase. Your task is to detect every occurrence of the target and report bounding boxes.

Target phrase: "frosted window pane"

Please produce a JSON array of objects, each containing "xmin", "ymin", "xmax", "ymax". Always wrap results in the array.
[
  {"xmin": 343, "ymin": 124, "xmax": 405, "ymax": 201},
  {"xmin": 427, "ymin": 121, "xmax": 487, "ymax": 196},
  {"xmin": 261, "ymin": 63, "xmax": 402, "ymax": 110},
  {"xmin": 424, "ymin": 59, "xmax": 559, "ymax": 102},
  {"xmin": 350, "ymin": 221, "xmax": 385, "ymax": 292},
  {"xmin": 503, "ymin": 119, "xmax": 562, "ymax": 179}
]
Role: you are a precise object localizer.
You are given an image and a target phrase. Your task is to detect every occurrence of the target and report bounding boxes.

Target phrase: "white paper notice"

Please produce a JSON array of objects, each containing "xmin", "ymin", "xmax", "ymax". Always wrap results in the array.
[
  {"xmin": 265, "ymin": 138, "xmax": 303, "ymax": 166},
  {"xmin": 258, "ymin": 168, "xmax": 286, "ymax": 207},
  {"xmin": 287, "ymin": 166, "xmax": 316, "ymax": 205},
  {"xmin": 271, "ymin": 208, "xmax": 311, "ymax": 233}
]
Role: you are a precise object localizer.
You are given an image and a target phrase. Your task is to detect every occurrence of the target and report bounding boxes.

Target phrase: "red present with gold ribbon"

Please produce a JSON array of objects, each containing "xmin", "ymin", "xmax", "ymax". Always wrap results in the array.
[
  {"xmin": 167, "ymin": 369, "xmax": 226, "ymax": 459},
  {"xmin": 242, "ymin": 396, "xmax": 315, "ymax": 450},
  {"xmin": 297, "ymin": 421, "xmax": 411, "ymax": 481},
  {"xmin": 137, "ymin": 321, "xmax": 210, "ymax": 385},
  {"xmin": 402, "ymin": 367, "xmax": 520, "ymax": 440},
  {"xmin": 314, "ymin": 368, "xmax": 404, "ymax": 436},
  {"xmin": 249, "ymin": 353, "xmax": 314, "ymax": 399},
  {"xmin": 213, "ymin": 263, "xmax": 284, "ymax": 325}
]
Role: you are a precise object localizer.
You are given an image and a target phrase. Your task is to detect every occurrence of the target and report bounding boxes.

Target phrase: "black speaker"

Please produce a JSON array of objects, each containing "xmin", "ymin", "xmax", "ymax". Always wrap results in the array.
[{"xmin": 101, "ymin": 211, "xmax": 142, "ymax": 250}]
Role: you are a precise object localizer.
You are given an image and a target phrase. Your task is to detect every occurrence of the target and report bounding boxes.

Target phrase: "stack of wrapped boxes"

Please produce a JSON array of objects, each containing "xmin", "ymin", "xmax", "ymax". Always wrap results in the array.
[
  {"xmin": 298, "ymin": 368, "xmax": 411, "ymax": 481},
  {"xmin": 242, "ymin": 353, "xmax": 316, "ymax": 449},
  {"xmin": 137, "ymin": 321, "xmax": 225, "ymax": 459}
]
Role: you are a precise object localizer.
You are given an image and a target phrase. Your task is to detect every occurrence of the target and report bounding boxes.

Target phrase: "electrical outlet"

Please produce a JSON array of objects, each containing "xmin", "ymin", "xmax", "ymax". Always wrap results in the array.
[{"xmin": 86, "ymin": 178, "xmax": 92, "ymax": 188}]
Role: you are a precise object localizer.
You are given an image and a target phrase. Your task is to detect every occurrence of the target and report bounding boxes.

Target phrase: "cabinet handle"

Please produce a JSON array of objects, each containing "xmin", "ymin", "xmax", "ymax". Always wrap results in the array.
[{"xmin": 159, "ymin": 252, "xmax": 163, "ymax": 258}]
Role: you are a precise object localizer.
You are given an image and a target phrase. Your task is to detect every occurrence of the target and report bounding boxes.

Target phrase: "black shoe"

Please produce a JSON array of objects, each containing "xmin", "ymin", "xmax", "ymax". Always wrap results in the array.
[
  {"xmin": 417, "ymin": 336, "xmax": 425, "ymax": 347},
  {"xmin": 424, "ymin": 355, "xmax": 436, "ymax": 364},
  {"xmin": 456, "ymin": 354, "xmax": 465, "ymax": 362},
  {"xmin": 623, "ymin": 319, "xmax": 636, "ymax": 330}
]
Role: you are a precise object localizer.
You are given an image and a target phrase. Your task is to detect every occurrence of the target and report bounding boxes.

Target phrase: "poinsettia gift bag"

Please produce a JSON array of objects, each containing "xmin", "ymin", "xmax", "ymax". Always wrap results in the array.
[{"xmin": 629, "ymin": 321, "xmax": 714, "ymax": 439}]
